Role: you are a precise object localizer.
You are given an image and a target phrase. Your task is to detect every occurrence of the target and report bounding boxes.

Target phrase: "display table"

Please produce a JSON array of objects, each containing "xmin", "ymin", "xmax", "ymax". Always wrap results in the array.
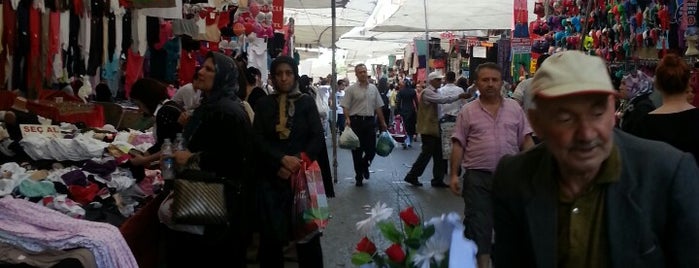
[
  {"xmin": 0, "ymin": 91, "xmax": 17, "ymax": 110},
  {"xmin": 27, "ymin": 100, "xmax": 105, "ymax": 127}
]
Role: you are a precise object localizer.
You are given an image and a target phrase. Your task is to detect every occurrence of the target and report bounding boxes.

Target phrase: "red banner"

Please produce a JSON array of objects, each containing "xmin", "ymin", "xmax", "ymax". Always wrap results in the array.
[{"xmin": 272, "ymin": 0, "xmax": 284, "ymax": 30}]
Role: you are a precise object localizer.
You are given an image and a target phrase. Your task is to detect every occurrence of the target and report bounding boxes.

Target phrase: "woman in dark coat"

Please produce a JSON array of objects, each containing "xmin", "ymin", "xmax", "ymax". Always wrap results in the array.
[
  {"xmin": 254, "ymin": 56, "xmax": 325, "ymax": 267},
  {"xmin": 168, "ymin": 51, "xmax": 255, "ymax": 268},
  {"xmin": 616, "ymin": 70, "xmax": 655, "ymax": 135}
]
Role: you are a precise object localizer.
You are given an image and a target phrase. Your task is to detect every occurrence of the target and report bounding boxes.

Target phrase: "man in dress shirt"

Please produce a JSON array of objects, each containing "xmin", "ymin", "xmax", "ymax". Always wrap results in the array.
[
  {"xmin": 341, "ymin": 64, "xmax": 388, "ymax": 187},
  {"xmin": 403, "ymin": 71, "xmax": 468, "ymax": 187},
  {"xmin": 449, "ymin": 63, "xmax": 534, "ymax": 268}
]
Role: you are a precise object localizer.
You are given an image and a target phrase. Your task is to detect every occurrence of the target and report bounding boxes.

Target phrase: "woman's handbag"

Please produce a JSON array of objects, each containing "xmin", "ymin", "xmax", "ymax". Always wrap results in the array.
[{"xmin": 171, "ymin": 169, "xmax": 229, "ymax": 225}]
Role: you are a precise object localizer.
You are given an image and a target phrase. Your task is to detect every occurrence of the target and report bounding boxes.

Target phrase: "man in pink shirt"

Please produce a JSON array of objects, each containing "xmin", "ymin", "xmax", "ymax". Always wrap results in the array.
[{"xmin": 449, "ymin": 62, "xmax": 534, "ymax": 268}]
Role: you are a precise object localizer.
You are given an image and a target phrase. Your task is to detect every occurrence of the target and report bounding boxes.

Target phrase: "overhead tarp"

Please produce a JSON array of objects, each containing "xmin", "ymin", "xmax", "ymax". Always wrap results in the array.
[
  {"xmin": 340, "ymin": 27, "xmax": 422, "ymax": 42},
  {"xmin": 286, "ymin": 0, "xmax": 375, "ymax": 48},
  {"xmin": 371, "ymin": 0, "xmax": 521, "ymax": 32},
  {"xmin": 294, "ymin": 26, "xmax": 354, "ymax": 48},
  {"xmin": 284, "ymin": 0, "xmax": 350, "ymax": 9}
]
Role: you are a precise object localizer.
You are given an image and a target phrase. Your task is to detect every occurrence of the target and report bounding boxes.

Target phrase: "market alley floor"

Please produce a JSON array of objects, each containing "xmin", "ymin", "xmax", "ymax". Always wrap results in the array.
[{"xmin": 316, "ymin": 137, "xmax": 463, "ymax": 267}]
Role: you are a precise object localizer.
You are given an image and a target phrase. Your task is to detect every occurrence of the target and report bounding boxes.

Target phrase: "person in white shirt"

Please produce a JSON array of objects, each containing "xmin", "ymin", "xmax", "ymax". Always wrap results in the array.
[
  {"xmin": 439, "ymin": 71, "xmax": 466, "ymax": 119},
  {"xmin": 332, "ymin": 79, "xmax": 347, "ymax": 132}
]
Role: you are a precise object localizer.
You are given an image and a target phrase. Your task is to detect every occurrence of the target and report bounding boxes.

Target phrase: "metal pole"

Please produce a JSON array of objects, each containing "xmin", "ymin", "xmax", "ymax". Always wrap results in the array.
[
  {"xmin": 423, "ymin": 0, "xmax": 430, "ymax": 72},
  {"xmin": 331, "ymin": 0, "xmax": 338, "ymax": 184}
]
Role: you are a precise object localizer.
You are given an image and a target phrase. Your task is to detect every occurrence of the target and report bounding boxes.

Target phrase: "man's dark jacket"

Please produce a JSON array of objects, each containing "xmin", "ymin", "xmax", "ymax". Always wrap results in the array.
[{"xmin": 493, "ymin": 129, "xmax": 699, "ymax": 268}]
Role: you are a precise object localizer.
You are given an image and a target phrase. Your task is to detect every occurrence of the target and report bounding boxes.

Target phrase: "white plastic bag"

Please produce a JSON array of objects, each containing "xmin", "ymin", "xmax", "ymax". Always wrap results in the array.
[{"xmin": 339, "ymin": 128, "xmax": 360, "ymax": 149}]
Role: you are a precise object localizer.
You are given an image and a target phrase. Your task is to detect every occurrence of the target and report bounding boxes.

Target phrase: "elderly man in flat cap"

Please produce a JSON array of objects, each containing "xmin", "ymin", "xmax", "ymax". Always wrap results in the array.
[{"xmin": 492, "ymin": 51, "xmax": 699, "ymax": 267}]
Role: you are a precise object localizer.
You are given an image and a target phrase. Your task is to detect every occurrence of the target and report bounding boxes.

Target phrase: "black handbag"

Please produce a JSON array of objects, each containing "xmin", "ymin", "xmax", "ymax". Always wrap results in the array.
[{"xmin": 171, "ymin": 169, "xmax": 229, "ymax": 225}]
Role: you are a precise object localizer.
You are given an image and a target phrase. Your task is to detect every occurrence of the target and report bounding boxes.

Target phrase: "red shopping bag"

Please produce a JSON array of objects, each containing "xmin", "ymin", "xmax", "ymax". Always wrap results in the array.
[{"xmin": 291, "ymin": 153, "xmax": 330, "ymax": 243}]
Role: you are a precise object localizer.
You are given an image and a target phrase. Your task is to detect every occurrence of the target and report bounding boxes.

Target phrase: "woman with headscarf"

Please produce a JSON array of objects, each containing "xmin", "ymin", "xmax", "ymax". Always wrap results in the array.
[
  {"xmin": 253, "ymin": 56, "xmax": 325, "ymax": 267},
  {"xmin": 615, "ymin": 70, "xmax": 655, "ymax": 135},
  {"xmin": 165, "ymin": 51, "xmax": 255, "ymax": 268}
]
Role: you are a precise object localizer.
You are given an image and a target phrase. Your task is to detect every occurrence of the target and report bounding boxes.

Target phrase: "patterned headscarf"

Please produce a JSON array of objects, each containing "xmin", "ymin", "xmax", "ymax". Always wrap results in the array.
[{"xmin": 621, "ymin": 70, "xmax": 654, "ymax": 101}]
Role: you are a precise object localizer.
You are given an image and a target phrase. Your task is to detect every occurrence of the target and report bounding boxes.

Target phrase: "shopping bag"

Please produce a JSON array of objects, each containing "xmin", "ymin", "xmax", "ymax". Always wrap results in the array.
[
  {"xmin": 303, "ymin": 157, "xmax": 329, "ymax": 232},
  {"xmin": 439, "ymin": 116, "xmax": 457, "ymax": 160},
  {"xmin": 376, "ymin": 131, "xmax": 396, "ymax": 157},
  {"xmin": 339, "ymin": 127, "xmax": 360, "ymax": 149},
  {"xmin": 291, "ymin": 153, "xmax": 330, "ymax": 243}
]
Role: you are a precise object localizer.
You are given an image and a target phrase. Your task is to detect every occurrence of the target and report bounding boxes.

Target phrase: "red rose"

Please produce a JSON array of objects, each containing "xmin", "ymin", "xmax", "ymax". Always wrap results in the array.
[
  {"xmin": 356, "ymin": 237, "xmax": 377, "ymax": 255},
  {"xmin": 399, "ymin": 207, "xmax": 420, "ymax": 226},
  {"xmin": 385, "ymin": 243, "xmax": 406, "ymax": 263}
]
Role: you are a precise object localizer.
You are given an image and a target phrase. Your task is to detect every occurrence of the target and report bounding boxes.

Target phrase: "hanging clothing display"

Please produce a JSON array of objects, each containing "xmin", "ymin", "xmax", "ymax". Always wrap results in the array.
[
  {"xmin": 124, "ymin": 48, "xmax": 144, "ymax": 98},
  {"xmin": 87, "ymin": 0, "xmax": 105, "ymax": 76},
  {"xmin": 248, "ymin": 36, "xmax": 268, "ymax": 83},
  {"xmin": 12, "ymin": 0, "xmax": 29, "ymax": 92},
  {"xmin": 178, "ymin": 49, "xmax": 196, "ymax": 85},
  {"xmin": 164, "ymin": 37, "xmax": 180, "ymax": 84}
]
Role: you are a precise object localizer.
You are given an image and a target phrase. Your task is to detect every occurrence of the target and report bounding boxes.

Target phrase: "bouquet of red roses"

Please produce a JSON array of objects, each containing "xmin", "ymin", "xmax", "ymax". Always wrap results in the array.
[{"xmin": 351, "ymin": 202, "xmax": 476, "ymax": 268}]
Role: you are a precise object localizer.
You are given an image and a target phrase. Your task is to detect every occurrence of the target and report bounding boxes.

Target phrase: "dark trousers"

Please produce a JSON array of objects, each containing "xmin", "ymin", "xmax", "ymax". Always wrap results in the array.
[
  {"xmin": 259, "ymin": 233, "xmax": 324, "ymax": 268},
  {"xmin": 462, "ymin": 169, "xmax": 494, "ymax": 256},
  {"xmin": 350, "ymin": 116, "xmax": 377, "ymax": 178},
  {"xmin": 165, "ymin": 227, "xmax": 247, "ymax": 268},
  {"xmin": 401, "ymin": 111, "xmax": 417, "ymax": 138},
  {"xmin": 336, "ymin": 113, "xmax": 345, "ymax": 133},
  {"xmin": 405, "ymin": 134, "xmax": 446, "ymax": 183}
]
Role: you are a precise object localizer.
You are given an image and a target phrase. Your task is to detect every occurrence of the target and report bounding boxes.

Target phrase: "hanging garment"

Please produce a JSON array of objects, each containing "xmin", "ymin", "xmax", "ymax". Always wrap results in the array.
[
  {"xmin": 78, "ymin": 12, "xmax": 91, "ymax": 70},
  {"xmin": 13, "ymin": 0, "xmax": 30, "ymax": 92},
  {"xmin": 66, "ymin": 11, "xmax": 86, "ymax": 77},
  {"xmin": 130, "ymin": 0, "xmax": 174, "ymax": 9},
  {"xmin": 145, "ymin": 16, "xmax": 159, "ymax": 47},
  {"xmin": 59, "ymin": 11, "xmax": 69, "ymax": 51},
  {"xmin": 86, "ymin": 0, "xmax": 104, "ymax": 76},
  {"xmin": 248, "ymin": 36, "xmax": 268, "ymax": 83},
  {"xmin": 148, "ymin": 46, "xmax": 166, "ymax": 82},
  {"xmin": 132, "ymin": 10, "xmax": 147, "ymax": 55},
  {"xmin": 120, "ymin": 10, "xmax": 130, "ymax": 57},
  {"xmin": 124, "ymin": 48, "xmax": 144, "ymax": 98},
  {"xmin": 40, "ymin": 11, "xmax": 49, "ymax": 86},
  {"xmin": 171, "ymin": 18, "xmax": 198, "ymax": 38},
  {"xmin": 154, "ymin": 20, "xmax": 172, "ymax": 50},
  {"xmin": 164, "ymin": 37, "xmax": 179, "ymax": 84},
  {"xmin": 0, "ymin": 3, "xmax": 3, "ymax": 55},
  {"xmin": 178, "ymin": 49, "xmax": 196, "ymax": 86},
  {"xmin": 138, "ymin": 0, "xmax": 181, "ymax": 19},
  {"xmin": 27, "ymin": 3, "xmax": 42, "ymax": 93},
  {"xmin": 102, "ymin": 52, "xmax": 119, "ymax": 97},
  {"xmin": 107, "ymin": 12, "xmax": 116, "ymax": 61}
]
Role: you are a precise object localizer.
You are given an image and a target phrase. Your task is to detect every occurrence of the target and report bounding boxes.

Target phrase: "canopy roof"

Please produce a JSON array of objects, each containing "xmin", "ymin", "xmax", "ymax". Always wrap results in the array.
[
  {"xmin": 371, "ymin": 0, "xmax": 514, "ymax": 32},
  {"xmin": 286, "ymin": 0, "xmax": 375, "ymax": 48},
  {"xmin": 284, "ymin": 0, "xmax": 350, "ymax": 9}
]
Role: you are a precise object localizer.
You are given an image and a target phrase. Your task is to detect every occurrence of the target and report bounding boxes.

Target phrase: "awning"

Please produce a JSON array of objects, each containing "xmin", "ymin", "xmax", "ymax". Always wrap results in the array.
[
  {"xmin": 284, "ymin": 0, "xmax": 350, "ymax": 9},
  {"xmin": 370, "ymin": 0, "xmax": 515, "ymax": 32}
]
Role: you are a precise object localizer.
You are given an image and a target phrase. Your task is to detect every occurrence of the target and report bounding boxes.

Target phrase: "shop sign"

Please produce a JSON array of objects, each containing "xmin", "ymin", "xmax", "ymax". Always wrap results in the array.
[
  {"xmin": 511, "ymin": 38, "xmax": 531, "ymax": 54},
  {"xmin": 272, "ymin": 0, "xmax": 284, "ymax": 30},
  {"xmin": 20, "ymin": 124, "xmax": 62, "ymax": 139}
]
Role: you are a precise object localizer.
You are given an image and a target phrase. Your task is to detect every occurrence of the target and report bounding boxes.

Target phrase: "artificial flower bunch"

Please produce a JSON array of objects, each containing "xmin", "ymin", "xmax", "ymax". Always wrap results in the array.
[{"xmin": 351, "ymin": 202, "xmax": 476, "ymax": 268}]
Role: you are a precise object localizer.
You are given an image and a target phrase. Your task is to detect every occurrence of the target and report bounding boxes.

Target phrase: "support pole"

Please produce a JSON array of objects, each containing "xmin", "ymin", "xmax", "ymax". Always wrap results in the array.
[
  {"xmin": 423, "ymin": 0, "xmax": 430, "ymax": 71},
  {"xmin": 331, "ymin": 0, "xmax": 338, "ymax": 184}
]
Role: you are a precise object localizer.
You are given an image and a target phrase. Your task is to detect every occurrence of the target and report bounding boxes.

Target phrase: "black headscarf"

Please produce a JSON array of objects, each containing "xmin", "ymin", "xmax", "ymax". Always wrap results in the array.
[
  {"xmin": 201, "ymin": 51, "xmax": 239, "ymax": 104},
  {"xmin": 184, "ymin": 52, "xmax": 241, "ymax": 141}
]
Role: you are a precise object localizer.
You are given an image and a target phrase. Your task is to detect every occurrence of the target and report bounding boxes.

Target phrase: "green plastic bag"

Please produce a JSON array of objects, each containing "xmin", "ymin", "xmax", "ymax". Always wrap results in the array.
[{"xmin": 376, "ymin": 131, "xmax": 396, "ymax": 157}]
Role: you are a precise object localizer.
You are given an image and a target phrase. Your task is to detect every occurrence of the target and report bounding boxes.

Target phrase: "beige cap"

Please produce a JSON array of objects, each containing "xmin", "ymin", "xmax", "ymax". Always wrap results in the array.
[
  {"xmin": 427, "ymin": 71, "xmax": 444, "ymax": 81},
  {"xmin": 531, "ymin": 51, "xmax": 616, "ymax": 98}
]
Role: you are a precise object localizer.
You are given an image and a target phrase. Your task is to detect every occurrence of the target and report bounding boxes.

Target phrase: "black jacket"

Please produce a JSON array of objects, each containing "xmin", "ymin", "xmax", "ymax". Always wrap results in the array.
[
  {"xmin": 253, "ymin": 92, "xmax": 324, "ymax": 178},
  {"xmin": 619, "ymin": 94, "xmax": 654, "ymax": 136},
  {"xmin": 184, "ymin": 52, "xmax": 254, "ymax": 181},
  {"xmin": 493, "ymin": 130, "xmax": 699, "ymax": 268}
]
